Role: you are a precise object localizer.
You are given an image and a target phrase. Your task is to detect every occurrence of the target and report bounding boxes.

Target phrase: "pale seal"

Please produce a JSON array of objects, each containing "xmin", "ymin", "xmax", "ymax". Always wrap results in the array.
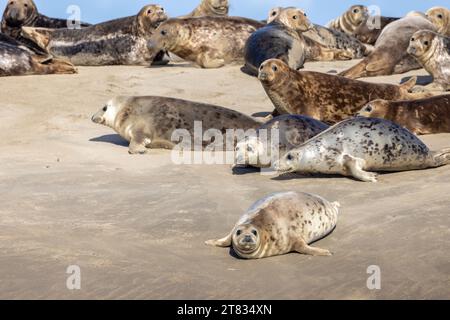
[
  {"xmin": 268, "ymin": 7, "xmax": 372, "ymax": 58},
  {"xmin": 242, "ymin": 7, "xmax": 313, "ymax": 76},
  {"xmin": 274, "ymin": 117, "xmax": 450, "ymax": 182},
  {"xmin": 20, "ymin": 5, "xmax": 169, "ymax": 66},
  {"xmin": 357, "ymin": 96, "xmax": 450, "ymax": 135},
  {"xmin": 1, "ymin": 0, "xmax": 90, "ymax": 39},
  {"xmin": 91, "ymin": 96, "xmax": 261, "ymax": 154},
  {"xmin": 206, "ymin": 191, "xmax": 340, "ymax": 259},
  {"xmin": 148, "ymin": 16, "xmax": 264, "ymax": 68},
  {"xmin": 426, "ymin": 7, "xmax": 450, "ymax": 36},
  {"xmin": 234, "ymin": 115, "xmax": 329, "ymax": 169},
  {"xmin": 0, "ymin": 33, "xmax": 76, "ymax": 76},
  {"xmin": 183, "ymin": 0, "xmax": 229, "ymax": 18},
  {"xmin": 339, "ymin": 14, "xmax": 437, "ymax": 79},
  {"xmin": 407, "ymin": 30, "xmax": 450, "ymax": 92},
  {"xmin": 353, "ymin": 15, "xmax": 398, "ymax": 45},
  {"xmin": 327, "ymin": 5, "xmax": 369, "ymax": 35},
  {"xmin": 258, "ymin": 59, "xmax": 429, "ymax": 124}
]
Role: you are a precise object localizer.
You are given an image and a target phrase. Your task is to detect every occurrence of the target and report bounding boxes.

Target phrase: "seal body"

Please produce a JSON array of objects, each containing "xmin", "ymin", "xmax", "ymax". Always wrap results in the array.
[
  {"xmin": 353, "ymin": 16, "xmax": 399, "ymax": 45},
  {"xmin": 327, "ymin": 5, "xmax": 369, "ymax": 35},
  {"xmin": 148, "ymin": 16, "xmax": 265, "ymax": 68},
  {"xmin": 183, "ymin": 0, "xmax": 229, "ymax": 18},
  {"xmin": 1, "ymin": 0, "xmax": 90, "ymax": 39},
  {"xmin": 426, "ymin": 7, "xmax": 450, "ymax": 36},
  {"xmin": 339, "ymin": 14, "xmax": 437, "ymax": 79},
  {"xmin": 243, "ymin": 7, "xmax": 312, "ymax": 76},
  {"xmin": 357, "ymin": 96, "xmax": 450, "ymax": 135},
  {"xmin": 20, "ymin": 5, "xmax": 169, "ymax": 66},
  {"xmin": 407, "ymin": 30, "xmax": 450, "ymax": 92},
  {"xmin": 234, "ymin": 115, "xmax": 329, "ymax": 168},
  {"xmin": 91, "ymin": 96, "xmax": 261, "ymax": 154},
  {"xmin": 0, "ymin": 33, "xmax": 76, "ymax": 76},
  {"xmin": 206, "ymin": 192, "xmax": 340, "ymax": 259},
  {"xmin": 258, "ymin": 59, "xmax": 428, "ymax": 124},
  {"xmin": 274, "ymin": 117, "xmax": 450, "ymax": 182}
]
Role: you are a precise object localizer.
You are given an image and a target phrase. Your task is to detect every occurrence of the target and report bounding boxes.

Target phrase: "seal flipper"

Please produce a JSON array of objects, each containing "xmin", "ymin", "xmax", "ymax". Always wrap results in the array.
[
  {"xmin": 205, "ymin": 233, "xmax": 233, "ymax": 247},
  {"xmin": 293, "ymin": 239, "xmax": 332, "ymax": 256},
  {"xmin": 431, "ymin": 148, "xmax": 450, "ymax": 167},
  {"xmin": 399, "ymin": 76, "xmax": 418, "ymax": 92},
  {"xmin": 21, "ymin": 27, "xmax": 53, "ymax": 52},
  {"xmin": 342, "ymin": 154, "xmax": 378, "ymax": 182}
]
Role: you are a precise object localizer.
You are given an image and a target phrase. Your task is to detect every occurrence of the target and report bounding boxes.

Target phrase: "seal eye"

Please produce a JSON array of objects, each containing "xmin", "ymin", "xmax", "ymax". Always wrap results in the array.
[
  {"xmin": 353, "ymin": 9, "xmax": 359, "ymax": 14},
  {"xmin": 304, "ymin": 13, "xmax": 307, "ymax": 17},
  {"xmin": 293, "ymin": 15, "xmax": 298, "ymax": 20},
  {"xmin": 271, "ymin": 11, "xmax": 277, "ymax": 16},
  {"xmin": 252, "ymin": 230, "xmax": 258, "ymax": 236},
  {"xmin": 366, "ymin": 106, "xmax": 373, "ymax": 112},
  {"xmin": 411, "ymin": 37, "xmax": 415, "ymax": 42},
  {"xmin": 272, "ymin": 65, "xmax": 278, "ymax": 72},
  {"xmin": 437, "ymin": 14, "xmax": 443, "ymax": 19},
  {"xmin": 161, "ymin": 30, "xmax": 167, "ymax": 36},
  {"xmin": 424, "ymin": 41, "xmax": 429, "ymax": 46},
  {"xmin": 286, "ymin": 153, "xmax": 293, "ymax": 161},
  {"xmin": 103, "ymin": 106, "xmax": 108, "ymax": 112},
  {"xmin": 236, "ymin": 230, "xmax": 242, "ymax": 236}
]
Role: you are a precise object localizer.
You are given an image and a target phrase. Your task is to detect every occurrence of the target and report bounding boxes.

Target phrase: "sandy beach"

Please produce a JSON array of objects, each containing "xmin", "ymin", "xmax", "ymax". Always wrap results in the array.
[{"xmin": 0, "ymin": 60, "xmax": 449, "ymax": 299}]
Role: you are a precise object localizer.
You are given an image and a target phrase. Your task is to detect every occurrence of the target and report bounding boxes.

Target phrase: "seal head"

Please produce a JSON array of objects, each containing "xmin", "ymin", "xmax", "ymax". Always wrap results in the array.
[
  {"xmin": 426, "ymin": 7, "xmax": 450, "ymax": 36},
  {"xmin": 232, "ymin": 224, "xmax": 261, "ymax": 256},
  {"xmin": 2, "ymin": 0, "xmax": 37, "ymax": 28}
]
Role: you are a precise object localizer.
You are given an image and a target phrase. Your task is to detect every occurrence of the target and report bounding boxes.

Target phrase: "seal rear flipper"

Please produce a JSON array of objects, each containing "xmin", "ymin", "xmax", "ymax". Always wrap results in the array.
[
  {"xmin": 338, "ymin": 59, "xmax": 368, "ymax": 79},
  {"xmin": 33, "ymin": 57, "xmax": 77, "ymax": 75},
  {"xmin": 20, "ymin": 27, "xmax": 53, "ymax": 52},
  {"xmin": 399, "ymin": 76, "xmax": 418, "ymax": 92},
  {"xmin": 432, "ymin": 148, "xmax": 450, "ymax": 167}
]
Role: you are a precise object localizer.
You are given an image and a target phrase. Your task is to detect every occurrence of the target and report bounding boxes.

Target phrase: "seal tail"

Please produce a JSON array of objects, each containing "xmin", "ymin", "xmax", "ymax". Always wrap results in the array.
[{"xmin": 432, "ymin": 148, "xmax": 450, "ymax": 167}]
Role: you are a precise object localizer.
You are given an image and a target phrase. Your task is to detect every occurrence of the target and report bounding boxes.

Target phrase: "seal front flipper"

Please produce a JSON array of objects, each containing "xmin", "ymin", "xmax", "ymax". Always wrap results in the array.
[
  {"xmin": 197, "ymin": 52, "xmax": 225, "ymax": 69},
  {"xmin": 293, "ymin": 239, "xmax": 332, "ymax": 256},
  {"xmin": 205, "ymin": 233, "xmax": 233, "ymax": 247},
  {"xmin": 342, "ymin": 154, "xmax": 378, "ymax": 182},
  {"xmin": 431, "ymin": 148, "xmax": 450, "ymax": 167},
  {"xmin": 128, "ymin": 133, "xmax": 152, "ymax": 155},
  {"xmin": 21, "ymin": 26, "xmax": 53, "ymax": 52}
]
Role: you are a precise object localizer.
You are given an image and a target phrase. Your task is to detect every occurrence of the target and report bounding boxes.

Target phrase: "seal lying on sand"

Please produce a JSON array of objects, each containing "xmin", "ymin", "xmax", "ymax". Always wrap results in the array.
[
  {"xmin": 242, "ymin": 7, "xmax": 313, "ymax": 76},
  {"xmin": 357, "ymin": 96, "xmax": 450, "ymax": 135},
  {"xmin": 353, "ymin": 15, "xmax": 399, "ymax": 45},
  {"xmin": 206, "ymin": 191, "xmax": 340, "ymax": 259},
  {"xmin": 258, "ymin": 59, "xmax": 429, "ymax": 124},
  {"xmin": 339, "ymin": 13, "xmax": 436, "ymax": 79},
  {"xmin": 234, "ymin": 115, "xmax": 328, "ymax": 169},
  {"xmin": 148, "ymin": 16, "xmax": 264, "ymax": 68},
  {"xmin": 426, "ymin": 7, "xmax": 450, "ymax": 37},
  {"xmin": 183, "ymin": 0, "xmax": 229, "ymax": 18},
  {"xmin": 91, "ymin": 96, "xmax": 261, "ymax": 154},
  {"xmin": 0, "ymin": 33, "xmax": 76, "ymax": 76},
  {"xmin": 20, "ymin": 5, "xmax": 169, "ymax": 66},
  {"xmin": 274, "ymin": 117, "xmax": 450, "ymax": 182},
  {"xmin": 268, "ymin": 7, "xmax": 371, "ymax": 58},
  {"xmin": 1, "ymin": 0, "xmax": 90, "ymax": 39},
  {"xmin": 407, "ymin": 30, "xmax": 450, "ymax": 92}
]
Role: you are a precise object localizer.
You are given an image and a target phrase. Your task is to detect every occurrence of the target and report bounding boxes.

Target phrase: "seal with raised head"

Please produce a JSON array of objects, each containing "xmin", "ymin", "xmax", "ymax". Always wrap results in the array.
[
  {"xmin": 274, "ymin": 117, "xmax": 450, "ymax": 182},
  {"xmin": 268, "ymin": 7, "xmax": 371, "ymax": 58},
  {"xmin": 183, "ymin": 0, "xmax": 229, "ymax": 18},
  {"xmin": 258, "ymin": 59, "xmax": 429, "ymax": 124},
  {"xmin": 205, "ymin": 191, "xmax": 340, "ymax": 259},
  {"xmin": 339, "ymin": 13, "xmax": 436, "ymax": 79},
  {"xmin": 147, "ymin": 16, "xmax": 264, "ymax": 68},
  {"xmin": 426, "ymin": 7, "xmax": 450, "ymax": 36},
  {"xmin": 20, "ymin": 5, "xmax": 169, "ymax": 66},
  {"xmin": 242, "ymin": 7, "xmax": 313, "ymax": 76},
  {"xmin": 1, "ymin": 0, "xmax": 90, "ymax": 39},
  {"xmin": 357, "ymin": 96, "xmax": 450, "ymax": 135},
  {"xmin": 0, "ymin": 33, "xmax": 76, "ymax": 76},
  {"xmin": 91, "ymin": 96, "xmax": 262, "ymax": 154},
  {"xmin": 407, "ymin": 30, "xmax": 450, "ymax": 92},
  {"xmin": 327, "ymin": 5, "xmax": 369, "ymax": 35},
  {"xmin": 353, "ymin": 15, "xmax": 399, "ymax": 45},
  {"xmin": 234, "ymin": 115, "xmax": 329, "ymax": 169}
]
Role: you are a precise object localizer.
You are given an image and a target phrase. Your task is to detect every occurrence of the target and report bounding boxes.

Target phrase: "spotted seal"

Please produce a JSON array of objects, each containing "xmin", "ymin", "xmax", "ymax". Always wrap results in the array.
[
  {"xmin": 147, "ymin": 16, "xmax": 264, "ymax": 68},
  {"xmin": 407, "ymin": 30, "xmax": 450, "ymax": 92},
  {"xmin": 339, "ymin": 13, "xmax": 436, "ymax": 79},
  {"xmin": 20, "ymin": 5, "xmax": 169, "ymax": 66},
  {"xmin": 268, "ymin": 7, "xmax": 372, "ymax": 59},
  {"xmin": 91, "ymin": 96, "xmax": 261, "ymax": 154},
  {"xmin": 258, "ymin": 59, "xmax": 429, "ymax": 124},
  {"xmin": 357, "ymin": 96, "xmax": 450, "ymax": 135},
  {"xmin": 0, "ymin": 33, "xmax": 76, "ymax": 76},
  {"xmin": 426, "ymin": 7, "xmax": 450, "ymax": 36},
  {"xmin": 183, "ymin": 0, "xmax": 229, "ymax": 18},
  {"xmin": 1, "ymin": 0, "xmax": 90, "ymax": 39},
  {"xmin": 234, "ymin": 115, "xmax": 329, "ymax": 169},
  {"xmin": 274, "ymin": 117, "xmax": 450, "ymax": 182},
  {"xmin": 206, "ymin": 191, "xmax": 340, "ymax": 259}
]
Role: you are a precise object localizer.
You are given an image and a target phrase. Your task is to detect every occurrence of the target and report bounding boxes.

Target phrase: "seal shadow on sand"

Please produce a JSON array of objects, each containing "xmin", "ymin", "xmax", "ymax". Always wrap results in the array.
[
  {"xmin": 90, "ymin": 134, "xmax": 129, "ymax": 147},
  {"xmin": 401, "ymin": 75, "xmax": 433, "ymax": 86},
  {"xmin": 271, "ymin": 172, "xmax": 401, "ymax": 182}
]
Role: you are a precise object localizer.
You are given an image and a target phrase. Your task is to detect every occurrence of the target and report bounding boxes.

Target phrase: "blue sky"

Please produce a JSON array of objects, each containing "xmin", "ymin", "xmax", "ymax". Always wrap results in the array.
[{"xmin": 0, "ymin": 0, "xmax": 447, "ymax": 25}]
